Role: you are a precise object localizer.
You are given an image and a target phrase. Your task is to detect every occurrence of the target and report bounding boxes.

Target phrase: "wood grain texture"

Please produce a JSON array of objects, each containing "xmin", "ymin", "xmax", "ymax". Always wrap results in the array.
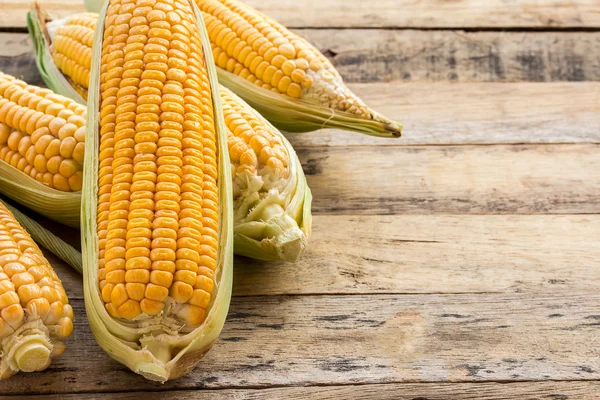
[
  {"xmin": 299, "ymin": 144, "xmax": 600, "ymax": 215},
  {"xmin": 2, "ymin": 31, "xmax": 600, "ymax": 84},
  {"xmin": 299, "ymin": 29, "xmax": 600, "ymax": 83},
  {"xmin": 233, "ymin": 215, "xmax": 600, "ymax": 296},
  {"xmin": 2, "ymin": 293, "xmax": 600, "ymax": 394},
  {"xmin": 5, "ymin": 381, "xmax": 600, "ymax": 399},
  {"xmin": 286, "ymin": 82, "xmax": 600, "ymax": 147},
  {"xmin": 2, "ymin": 0, "xmax": 600, "ymax": 28},
  {"xmin": 39, "ymin": 214, "xmax": 600, "ymax": 299},
  {"xmin": 0, "ymin": 0, "xmax": 84, "ymax": 28}
]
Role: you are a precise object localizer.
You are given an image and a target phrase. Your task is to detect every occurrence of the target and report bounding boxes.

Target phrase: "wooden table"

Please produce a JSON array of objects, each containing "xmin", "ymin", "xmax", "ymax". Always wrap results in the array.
[{"xmin": 1, "ymin": 0, "xmax": 599, "ymax": 398}]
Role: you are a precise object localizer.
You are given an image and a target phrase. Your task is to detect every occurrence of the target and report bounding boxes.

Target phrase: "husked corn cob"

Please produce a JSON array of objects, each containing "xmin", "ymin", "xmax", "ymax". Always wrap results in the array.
[
  {"xmin": 0, "ymin": 201, "xmax": 73, "ymax": 379},
  {"xmin": 96, "ymin": 0, "xmax": 221, "ymax": 325},
  {"xmin": 28, "ymin": 8, "xmax": 312, "ymax": 261},
  {"xmin": 0, "ymin": 72, "xmax": 85, "ymax": 192},
  {"xmin": 49, "ymin": 12, "xmax": 97, "ymax": 97},
  {"xmin": 79, "ymin": 0, "xmax": 233, "ymax": 381}
]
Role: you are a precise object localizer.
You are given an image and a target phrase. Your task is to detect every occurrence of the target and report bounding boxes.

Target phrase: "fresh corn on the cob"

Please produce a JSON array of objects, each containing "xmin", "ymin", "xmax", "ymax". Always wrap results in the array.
[
  {"xmin": 0, "ymin": 72, "xmax": 85, "ymax": 192},
  {"xmin": 0, "ymin": 200, "xmax": 73, "ymax": 379},
  {"xmin": 28, "ymin": 9, "xmax": 312, "ymax": 261},
  {"xmin": 81, "ymin": 0, "xmax": 233, "ymax": 381},
  {"xmin": 62, "ymin": 0, "xmax": 402, "ymax": 137}
]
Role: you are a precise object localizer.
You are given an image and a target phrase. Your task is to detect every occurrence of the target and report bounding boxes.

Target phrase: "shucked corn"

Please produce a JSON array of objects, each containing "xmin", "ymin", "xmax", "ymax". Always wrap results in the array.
[
  {"xmin": 80, "ymin": 0, "xmax": 233, "ymax": 381},
  {"xmin": 0, "ymin": 200, "xmax": 73, "ymax": 379},
  {"xmin": 0, "ymin": 73, "xmax": 85, "ymax": 192},
  {"xmin": 96, "ymin": 0, "xmax": 221, "ymax": 325},
  {"xmin": 199, "ymin": 0, "xmax": 369, "ymax": 118}
]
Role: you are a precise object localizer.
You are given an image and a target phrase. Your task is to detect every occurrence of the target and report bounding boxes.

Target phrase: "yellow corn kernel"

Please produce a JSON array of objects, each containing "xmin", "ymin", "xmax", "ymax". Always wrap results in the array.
[
  {"xmin": 0, "ymin": 72, "xmax": 86, "ymax": 191},
  {"xmin": 97, "ymin": 0, "xmax": 218, "ymax": 326},
  {"xmin": 0, "ymin": 201, "xmax": 73, "ymax": 377}
]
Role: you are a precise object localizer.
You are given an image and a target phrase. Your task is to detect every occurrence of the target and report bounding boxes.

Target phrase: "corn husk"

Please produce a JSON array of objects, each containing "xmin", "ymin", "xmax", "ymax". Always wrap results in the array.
[
  {"xmin": 80, "ymin": 1, "xmax": 233, "ymax": 381},
  {"xmin": 27, "ymin": 9, "xmax": 312, "ymax": 262}
]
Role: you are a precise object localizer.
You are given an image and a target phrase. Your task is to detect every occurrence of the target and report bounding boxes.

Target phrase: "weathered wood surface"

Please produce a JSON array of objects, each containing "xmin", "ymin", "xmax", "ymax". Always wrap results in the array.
[
  {"xmin": 4, "ymin": 31, "xmax": 600, "ymax": 83},
  {"xmin": 5, "ymin": 381, "xmax": 600, "ymax": 400},
  {"xmin": 300, "ymin": 144, "xmax": 600, "ymax": 215},
  {"xmin": 287, "ymin": 82, "xmax": 600, "ymax": 147},
  {"xmin": 2, "ymin": 293, "xmax": 600, "ymax": 394},
  {"xmin": 41, "ymin": 214, "xmax": 600, "ymax": 299},
  {"xmin": 2, "ymin": 0, "xmax": 600, "ymax": 28},
  {"xmin": 304, "ymin": 30, "xmax": 600, "ymax": 83},
  {"xmin": 0, "ymin": 0, "xmax": 598, "ymax": 397}
]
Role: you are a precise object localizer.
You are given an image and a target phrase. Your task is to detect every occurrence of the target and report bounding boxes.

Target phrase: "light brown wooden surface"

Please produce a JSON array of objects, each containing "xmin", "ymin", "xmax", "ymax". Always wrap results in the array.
[
  {"xmin": 300, "ymin": 144, "xmax": 600, "ymax": 215},
  {"xmin": 1, "ymin": 0, "xmax": 599, "ymax": 398},
  {"xmin": 3, "ymin": 381, "xmax": 600, "ymax": 400},
  {"xmin": 2, "ymin": 292, "xmax": 600, "ymax": 395},
  {"xmin": 2, "ymin": 0, "xmax": 600, "ymax": 28},
  {"xmin": 33, "ymin": 214, "xmax": 600, "ymax": 299}
]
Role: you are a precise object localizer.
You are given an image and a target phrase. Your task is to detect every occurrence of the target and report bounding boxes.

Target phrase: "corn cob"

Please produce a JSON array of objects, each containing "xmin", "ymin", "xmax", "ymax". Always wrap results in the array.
[
  {"xmin": 0, "ymin": 200, "xmax": 73, "ymax": 379},
  {"xmin": 0, "ymin": 72, "xmax": 85, "ymax": 192},
  {"xmin": 81, "ymin": 0, "xmax": 233, "ymax": 381},
  {"xmin": 28, "ymin": 9, "xmax": 312, "ymax": 261},
  {"xmin": 56, "ymin": 1, "xmax": 401, "ymax": 137}
]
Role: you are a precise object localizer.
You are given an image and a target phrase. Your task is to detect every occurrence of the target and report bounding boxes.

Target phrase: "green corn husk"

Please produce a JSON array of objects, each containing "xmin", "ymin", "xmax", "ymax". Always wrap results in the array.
[
  {"xmin": 27, "ymin": 9, "xmax": 312, "ymax": 262},
  {"xmin": 81, "ymin": 0, "xmax": 233, "ymax": 381},
  {"xmin": 2, "ymin": 200, "xmax": 82, "ymax": 273},
  {"xmin": 84, "ymin": 0, "xmax": 401, "ymax": 138},
  {"xmin": 0, "ymin": 158, "xmax": 80, "ymax": 227}
]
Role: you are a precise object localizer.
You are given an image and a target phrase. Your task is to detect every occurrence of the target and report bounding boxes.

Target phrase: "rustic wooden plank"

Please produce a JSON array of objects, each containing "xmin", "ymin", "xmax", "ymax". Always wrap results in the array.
[
  {"xmin": 2, "ymin": 0, "xmax": 600, "ymax": 28},
  {"xmin": 233, "ymin": 215, "xmax": 600, "ymax": 296},
  {"xmin": 299, "ymin": 144, "xmax": 600, "ymax": 215},
  {"xmin": 2, "ymin": 36, "xmax": 599, "ymax": 146},
  {"xmin": 39, "ymin": 214, "xmax": 600, "ymax": 300},
  {"xmin": 300, "ymin": 29, "xmax": 600, "ymax": 83},
  {"xmin": 6, "ymin": 381, "xmax": 600, "ymax": 399},
  {"xmin": 287, "ymin": 82, "xmax": 600, "ymax": 147},
  {"xmin": 0, "ymin": 0, "xmax": 84, "ymax": 29},
  {"xmin": 3, "ymin": 31, "xmax": 600, "ymax": 84},
  {"xmin": 29, "ymin": 214, "xmax": 600, "ymax": 300},
  {"xmin": 248, "ymin": 0, "xmax": 600, "ymax": 29},
  {"xmin": 2, "ymin": 293, "xmax": 600, "ymax": 394}
]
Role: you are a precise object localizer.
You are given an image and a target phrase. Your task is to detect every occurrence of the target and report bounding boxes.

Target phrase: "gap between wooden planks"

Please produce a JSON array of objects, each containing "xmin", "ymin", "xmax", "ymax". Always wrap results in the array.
[
  {"xmin": 48, "ymin": 214, "xmax": 600, "ymax": 300},
  {"xmin": 3, "ymin": 31, "xmax": 600, "ymax": 84},
  {"xmin": 4, "ymin": 381, "xmax": 600, "ymax": 400},
  {"xmin": 1, "ymin": 0, "xmax": 600, "ymax": 28},
  {"xmin": 2, "ymin": 293, "xmax": 600, "ymax": 394}
]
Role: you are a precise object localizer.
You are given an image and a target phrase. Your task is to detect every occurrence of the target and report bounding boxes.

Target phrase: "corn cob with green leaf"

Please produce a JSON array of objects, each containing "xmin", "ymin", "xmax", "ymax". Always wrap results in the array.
[
  {"xmin": 80, "ymin": 0, "xmax": 232, "ymax": 381},
  {"xmin": 0, "ymin": 200, "xmax": 73, "ymax": 379}
]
